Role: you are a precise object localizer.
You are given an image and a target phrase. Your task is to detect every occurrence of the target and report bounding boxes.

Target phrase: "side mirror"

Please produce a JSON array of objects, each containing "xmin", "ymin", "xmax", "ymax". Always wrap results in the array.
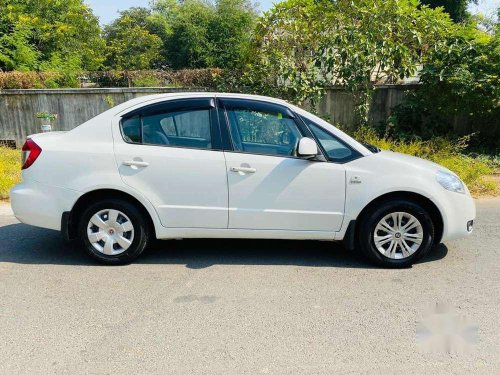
[{"xmin": 297, "ymin": 137, "xmax": 318, "ymax": 159}]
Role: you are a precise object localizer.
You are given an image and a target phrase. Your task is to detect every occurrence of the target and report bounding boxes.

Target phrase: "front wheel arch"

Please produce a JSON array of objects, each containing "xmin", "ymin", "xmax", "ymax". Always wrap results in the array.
[{"xmin": 354, "ymin": 191, "xmax": 443, "ymax": 245}]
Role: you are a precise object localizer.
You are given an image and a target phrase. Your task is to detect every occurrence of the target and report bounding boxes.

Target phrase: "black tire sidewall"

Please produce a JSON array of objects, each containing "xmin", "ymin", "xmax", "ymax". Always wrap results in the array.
[
  {"xmin": 78, "ymin": 199, "xmax": 149, "ymax": 265},
  {"xmin": 358, "ymin": 200, "xmax": 434, "ymax": 268}
]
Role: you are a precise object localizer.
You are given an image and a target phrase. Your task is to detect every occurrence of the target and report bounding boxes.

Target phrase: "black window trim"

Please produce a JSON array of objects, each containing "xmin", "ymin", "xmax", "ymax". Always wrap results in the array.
[
  {"xmin": 119, "ymin": 97, "xmax": 223, "ymax": 152},
  {"xmin": 217, "ymin": 97, "xmax": 328, "ymax": 162}
]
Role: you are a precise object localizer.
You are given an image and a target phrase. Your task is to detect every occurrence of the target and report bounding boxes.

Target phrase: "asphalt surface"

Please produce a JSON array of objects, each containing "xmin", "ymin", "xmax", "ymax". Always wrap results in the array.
[{"xmin": 0, "ymin": 199, "xmax": 499, "ymax": 374}]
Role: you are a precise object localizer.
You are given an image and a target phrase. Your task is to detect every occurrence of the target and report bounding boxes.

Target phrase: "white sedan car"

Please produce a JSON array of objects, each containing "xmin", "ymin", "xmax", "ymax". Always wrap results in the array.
[{"xmin": 11, "ymin": 93, "xmax": 475, "ymax": 267}]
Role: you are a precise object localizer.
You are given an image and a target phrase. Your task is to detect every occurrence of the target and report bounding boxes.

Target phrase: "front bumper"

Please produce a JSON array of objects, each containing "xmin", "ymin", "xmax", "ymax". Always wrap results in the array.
[
  {"xmin": 10, "ymin": 182, "xmax": 81, "ymax": 231},
  {"xmin": 438, "ymin": 190, "xmax": 476, "ymax": 242}
]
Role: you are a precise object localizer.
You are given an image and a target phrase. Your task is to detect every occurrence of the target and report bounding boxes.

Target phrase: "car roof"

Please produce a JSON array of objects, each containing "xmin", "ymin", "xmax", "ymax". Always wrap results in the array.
[{"xmin": 111, "ymin": 92, "xmax": 291, "ymax": 116}]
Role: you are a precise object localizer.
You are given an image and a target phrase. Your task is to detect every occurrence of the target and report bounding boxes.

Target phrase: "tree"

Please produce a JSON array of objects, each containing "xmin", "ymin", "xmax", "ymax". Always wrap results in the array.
[
  {"xmin": 208, "ymin": 0, "xmax": 257, "ymax": 68},
  {"xmin": 472, "ymin": 6, "xmax": 500, "ymax": 34},
  {"xmin": 420, "ymin": 0, "xmax": 477, "ymax": 23},
  {"xmin": 151, "ymin": 0, "xmax": 257, "ymax": 69},
  {"xmin": 244, "ymin": 0, "xmax": 456, "ymax": 122},
  {"xmin": 390, "ymin": 26, "xmax": 499, "ymax": 149},
  {"xmin": 0, "ymin": 0, "xmax": 105, "ymax": 73},
  {"xmin": 0, "ymin": 20, "xmax": 40, "ymax": 71},
  {"xmin": 161, "ymin": 0, "xmax": 215, "ymax": 68},
  {"xmin": 104, "ymin": 8, "xmax": 163, "ymax": 70}
]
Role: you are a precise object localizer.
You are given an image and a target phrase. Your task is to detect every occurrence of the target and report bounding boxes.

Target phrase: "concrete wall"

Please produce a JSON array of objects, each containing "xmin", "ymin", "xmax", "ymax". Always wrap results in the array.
[
  {"xmin": 0, "ymin": 87, "xmax": 206, "ymax": 147},
  {"xmin": 316, "ymin": 85, "xmax": 413, "ymax": 130},
  {"xmin": 1, "ymin": 86, "xmax": 495, "ymax": 147}
]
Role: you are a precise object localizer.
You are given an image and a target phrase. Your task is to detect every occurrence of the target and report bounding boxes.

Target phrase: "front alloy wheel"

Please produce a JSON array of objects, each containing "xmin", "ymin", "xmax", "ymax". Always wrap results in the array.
[
  {"xmin": 357, "ymin": 200, "xmax": 434, "ymax": 267},
  {"xmin": 373, "ymin": 212, "xmax": 423, "ymax": 259}
]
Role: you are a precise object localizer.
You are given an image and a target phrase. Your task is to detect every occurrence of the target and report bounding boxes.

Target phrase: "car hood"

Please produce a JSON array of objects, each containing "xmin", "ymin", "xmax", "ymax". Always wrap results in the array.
[{"xmin": 371, "ymin": 150, "xmax": 452, "ymax": 175}]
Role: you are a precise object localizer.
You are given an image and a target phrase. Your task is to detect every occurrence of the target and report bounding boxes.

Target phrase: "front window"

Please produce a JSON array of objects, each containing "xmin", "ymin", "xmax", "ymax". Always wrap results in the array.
[{"xmin": 226, "ymin": 106, "xmax": 303, "ymax": 157}]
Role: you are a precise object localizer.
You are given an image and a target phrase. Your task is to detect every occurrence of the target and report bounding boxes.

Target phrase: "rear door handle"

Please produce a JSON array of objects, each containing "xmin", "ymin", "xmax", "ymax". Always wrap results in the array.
[
  {"xmin": 123, "ymin": 160, "xmax": 149, "ymax": 168},
  {"xmin": 230, "ymin": 166, "xmax": 256, "ymax": 173}
]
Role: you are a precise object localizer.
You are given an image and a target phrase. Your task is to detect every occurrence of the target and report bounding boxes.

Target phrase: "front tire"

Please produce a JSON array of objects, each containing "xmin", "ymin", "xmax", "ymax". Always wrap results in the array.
[
  {"xmin": 77, "ymin": 199, "xmax": 150, "ymax": 265},
  {"xmin": 357, "ymin": 200, "xmax": 434, "ymax": 268}
]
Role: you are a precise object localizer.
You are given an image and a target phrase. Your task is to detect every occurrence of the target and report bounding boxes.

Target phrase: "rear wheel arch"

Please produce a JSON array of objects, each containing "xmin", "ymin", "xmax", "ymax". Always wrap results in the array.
[
  {"xmin": 354, "ymin": 191, "xmax": 444, "ymax": 244},
  {"xmin": 66, "ymin": 189, "xmax": 156, "ymax": 240}
]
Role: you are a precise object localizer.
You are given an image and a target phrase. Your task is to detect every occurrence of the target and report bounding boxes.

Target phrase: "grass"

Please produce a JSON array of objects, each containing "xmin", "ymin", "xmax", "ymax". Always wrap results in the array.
[
  {"xmin": 0, "ymin": 133, "xmax": 497, "ymax": 200},
  {"xmin": 0, "ymin": 146, "xmax": 21, "ymax": 200},
  {"xmin": 353, "ymin": 127, "xmax": 498, "ymax": 196}
]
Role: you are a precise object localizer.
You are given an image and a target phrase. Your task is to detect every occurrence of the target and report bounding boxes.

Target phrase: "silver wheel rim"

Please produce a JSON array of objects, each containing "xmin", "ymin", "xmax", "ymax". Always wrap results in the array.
[
  {"xmin": 373, "ymin": 212, "xmax": 424, "ymax": 260},
  {"xmin": 87, "ymin": 209, "xmax": 134, "ymax": 256}
]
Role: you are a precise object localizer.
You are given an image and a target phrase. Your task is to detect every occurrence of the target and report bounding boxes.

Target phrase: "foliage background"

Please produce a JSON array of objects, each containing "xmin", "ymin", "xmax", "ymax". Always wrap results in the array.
[
  {"xmin": 0, "ymin": 0, "xmax": 498, "ymax": 196},
  {"xmin": 0, "ymin": 146, "xmax": 20, "ymax": 200}
]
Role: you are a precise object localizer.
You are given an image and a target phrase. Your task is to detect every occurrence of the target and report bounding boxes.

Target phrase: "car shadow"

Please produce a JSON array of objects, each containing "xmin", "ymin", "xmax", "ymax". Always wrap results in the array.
[{"xmin": 0, "ymin": 223, "xmax": 447, "ymax": 269}]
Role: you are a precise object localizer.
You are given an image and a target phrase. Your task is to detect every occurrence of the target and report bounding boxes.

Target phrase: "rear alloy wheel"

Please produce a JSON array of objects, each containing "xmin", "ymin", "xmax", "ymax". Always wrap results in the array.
[
  {"xmin": 357, "ymin": 200, "xmax": 434, "ymax": 268},
  {"xmin": 87, "ymin": 209, "xmax": 135, "ymax": 256},
  {"xmin": 78, "ymin": 199, "xmax": 150, "ymax": 265}
]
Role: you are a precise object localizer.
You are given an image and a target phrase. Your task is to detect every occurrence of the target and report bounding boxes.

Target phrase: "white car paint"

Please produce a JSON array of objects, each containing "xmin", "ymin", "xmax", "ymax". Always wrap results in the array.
[
  {"xmin": 115, "ymin": 142, "xmax": 229, "ymax": 229},
  {"xmin": 11, "ymin": 92, "xmax": 475, "ymax": 246},
  {"xmin": 224, "ymin": 151, "xmax": 345, "ymax": 231}
]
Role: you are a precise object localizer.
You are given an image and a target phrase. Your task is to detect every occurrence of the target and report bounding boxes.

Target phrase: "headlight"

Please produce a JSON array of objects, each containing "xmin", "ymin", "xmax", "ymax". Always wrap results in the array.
[{"xmin": 436, "ymin": 170, "xmax": 465, "ymax": 194}]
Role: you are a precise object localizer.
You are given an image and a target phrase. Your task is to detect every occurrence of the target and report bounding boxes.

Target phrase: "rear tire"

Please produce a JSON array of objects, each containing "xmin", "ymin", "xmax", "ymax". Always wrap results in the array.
[
  {"xmin": 77, "ymin": 198, "xmax": 150, "ymax": 265},
  {"xmin": 357, "ymin": 199, "xmax": 434, "ymax": 268}
]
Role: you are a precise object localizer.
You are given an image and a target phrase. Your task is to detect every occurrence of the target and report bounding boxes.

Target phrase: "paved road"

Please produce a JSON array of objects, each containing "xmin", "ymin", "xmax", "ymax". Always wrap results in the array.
[{"xmin": 0, "ymin": 199, "xmax": 499, "ymax": 374}]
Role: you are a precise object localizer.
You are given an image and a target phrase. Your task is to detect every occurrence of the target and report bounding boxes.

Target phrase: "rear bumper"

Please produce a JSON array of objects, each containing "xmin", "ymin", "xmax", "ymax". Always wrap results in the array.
[{"xmin": 10, "ymin": 182, "xmax": 81, "ymax": 231}]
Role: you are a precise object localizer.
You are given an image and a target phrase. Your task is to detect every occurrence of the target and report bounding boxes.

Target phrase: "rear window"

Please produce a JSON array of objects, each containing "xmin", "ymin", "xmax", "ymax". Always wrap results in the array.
[
  {"xmin": 119, "ymin": 98, "xmax": 215, "ymax": 150},
  {"xmin": 142, "ymin": 109, "xmax": 211, "ymax": 149},
  {"xmin": 121, "ymin": 116, "xmax": 141, "ymax": 143}
]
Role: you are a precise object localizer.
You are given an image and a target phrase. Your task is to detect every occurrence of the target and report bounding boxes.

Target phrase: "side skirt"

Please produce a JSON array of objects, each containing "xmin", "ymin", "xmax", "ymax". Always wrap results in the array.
[{"xmin": 155, "ymin": 227, "xmax": 338, "ymax": 241}]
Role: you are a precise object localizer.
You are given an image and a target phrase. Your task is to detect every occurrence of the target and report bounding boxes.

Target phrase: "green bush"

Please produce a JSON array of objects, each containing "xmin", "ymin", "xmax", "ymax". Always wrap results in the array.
[
  {"xmin": 0, "ymin": 69, "xmax": 224, "ymax": 89},
  {"xmin": 388, "ymin": 32, "xmax": 500, "ymax": 152},
  {"xmin": 0, "ymin": 71, "xmax": 63, "ymax": 89},
  {"xmin": 86, "ymin": 69, "xmax": 222, "ymax": 88},
  {"xmin": 131, "ymin": 76, "xmax": 163, "ymax": 87},
  {"xmin": 353, "ymin": 127, "xmax": 497, "ymax": 195},
  {"xmin": 0, "ymin": 147, "xmax": 21, "ymax": 200}
]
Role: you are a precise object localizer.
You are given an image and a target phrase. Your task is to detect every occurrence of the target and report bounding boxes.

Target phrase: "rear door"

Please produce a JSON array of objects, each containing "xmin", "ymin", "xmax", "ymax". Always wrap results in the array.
[
  {"xmin": 114, "ymin": 97, "xmax": 229, "ymax": 229},
  {"xmin": 219, "ymin": 98, "xmax": 346, "ymax": 232}
]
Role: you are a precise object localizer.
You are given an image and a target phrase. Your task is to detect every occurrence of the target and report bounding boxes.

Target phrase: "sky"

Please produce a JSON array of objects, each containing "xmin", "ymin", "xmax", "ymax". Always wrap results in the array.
[{"xmin": 86, "ymin": 0, "xmax": 499, "ymax": 25}]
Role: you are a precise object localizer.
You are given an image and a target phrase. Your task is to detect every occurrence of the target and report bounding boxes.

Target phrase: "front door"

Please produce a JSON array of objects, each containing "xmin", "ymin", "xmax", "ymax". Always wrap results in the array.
[
  {"xmin": 219, "ymin": 98, "xmax": 346, "ymax": 232},
  {"xmin": 114, "ymin": 97, "xmax": 228, "ymax": 229}
]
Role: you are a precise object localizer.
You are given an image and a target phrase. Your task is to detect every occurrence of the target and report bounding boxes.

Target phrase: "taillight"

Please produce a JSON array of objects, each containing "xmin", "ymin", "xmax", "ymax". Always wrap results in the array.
[{"xmin": 21, "ymin": 139, "xmax": 42, "ymax": 170}]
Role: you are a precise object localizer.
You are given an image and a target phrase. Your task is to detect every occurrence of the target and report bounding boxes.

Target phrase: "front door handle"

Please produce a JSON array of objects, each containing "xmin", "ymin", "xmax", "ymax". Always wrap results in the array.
[
  {"xmin": 123, "ymin": 160, "xmax": 149, "ymax": 168},
  {"xmin": 230, "ymin": 166, "xmax": 256, "ymax": 174}
]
